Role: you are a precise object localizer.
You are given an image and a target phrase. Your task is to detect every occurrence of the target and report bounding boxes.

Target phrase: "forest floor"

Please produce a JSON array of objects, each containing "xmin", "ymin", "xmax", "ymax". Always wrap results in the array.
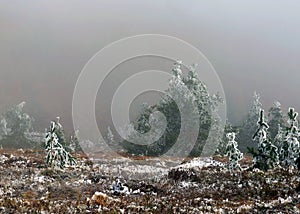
[{"xmin": 1, "ymin": 149, "xmax": 300, "ymax": 213}]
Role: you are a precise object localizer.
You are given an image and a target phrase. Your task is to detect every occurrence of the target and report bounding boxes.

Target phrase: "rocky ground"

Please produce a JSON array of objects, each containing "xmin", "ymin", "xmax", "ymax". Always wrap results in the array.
[{"xmin": 0, "ymin": 149, "xmax": 300, "ymax": 213}]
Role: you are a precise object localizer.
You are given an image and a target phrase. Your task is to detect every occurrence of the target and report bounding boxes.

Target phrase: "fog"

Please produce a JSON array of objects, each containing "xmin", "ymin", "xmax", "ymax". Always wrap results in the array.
[{"xmin": 1, "ymin": 1, "xmax": 300, "ymax": 133}]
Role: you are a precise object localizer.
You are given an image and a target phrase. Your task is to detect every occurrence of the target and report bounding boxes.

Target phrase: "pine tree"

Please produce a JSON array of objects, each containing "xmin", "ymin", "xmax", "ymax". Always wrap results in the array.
[
  {"xmin": 279, "ymin": 108, "xmax": 300, "ymax": 167},
  {"xmin": 45, "ymin": 119, "xmax": 76, "ymax": 168},
  {"xmin": 185, "ymin": 64, "xmax": 211, "ymax": 125},
  {"xmin": 0, "ymin": 102, "xmax": 34, "ymax": 148},
  {"xmin": 274, "ymin": 124, "xmax": 284, "ymax": 152},
  {"xmin": 161, "ymin": 62, "xmax": 201, "ymax": 156},
  {"xmin": 216, "ymin": 120, "xmax": 235, "ymax": 156},
  {"xmin": 172, "ymin": 60, "xmax": 183, "ymax": 79},
  {"xmin": 124, "ymin": 102, "xmax": 167, "ymax": 155},
  {"xmin": 239, "ymin": 92, "xmax": 264, "ymax": 152},
  {"xmin": 69, "ymin": 130, "xmax": 82, "ymax": 152},
  {"xmin": 203, "ymin": 93, "xmax": 223, "ymax": 157},
  {"xmin": 251, "ymin": 109, "xmax": 279, "ymax": 171},
  {"xmin": 105, "ymin": 126, "xmax": 115, "ymax": 149},
  {"xmin": 225, "ymin": 132, "xmax": 243, "ymax": 171},
  {"xmin": 268, "ymin": 101, "xmax": 285, "ymax": 140},
  {"xmin": 122, "ymin": 61, "xmax": 222, "ymax": 157},
  {"xmin": 53, "ymin": 117, "xmax": 68, "ymax": 149},
  {"xmin": 0, "ymin": 118, "xmax": 8, "ymax": 137},
  {"xmin": 0, "ymin": 102, "xmax": 33, "ymax": 137}
]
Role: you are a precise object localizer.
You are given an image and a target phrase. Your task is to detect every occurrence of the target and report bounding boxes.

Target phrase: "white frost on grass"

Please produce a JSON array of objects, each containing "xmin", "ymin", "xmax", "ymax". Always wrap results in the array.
[
  {"xmin": 33, "ymin": 175, "xmax": 45, "ymax": 183},
  {"xmin": 175, "ymin": 157, "xmax": 224, "ymax": 169},
  {"xmin": 92, "ymin": 157, "xmax": 182, "ymax": 180},
  {"xmin": 0, "ymin": 155, "xmax": 8, "ymax": 163},
  {"xmin": 118, "ymin": 164, "xmax": 167, "ymax": 176},
  {"xmin": 237, "ymin": 204, "xmax": 252, "ymax": 213},
  {"xmin": 179, "ymin": 181, "xmax": 198, "ymax": 188}
]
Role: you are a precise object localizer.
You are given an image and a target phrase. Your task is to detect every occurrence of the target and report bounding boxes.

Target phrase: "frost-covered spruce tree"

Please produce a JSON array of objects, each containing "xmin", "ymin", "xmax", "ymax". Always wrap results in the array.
[
  {"xmin": 0, "ymin": 118, "xmax": 8, "ymax": 138},
  {"xmin": 0, "ymin": 102, "xmax": 34, "ymax": 148},
  {"xmin": 279, "ymin": 108, "xmax": 300, "ymax": 167},
  {"xmin": 185, "ymin": 64, "xmax": 211, "ymax": 125},
  {"xmin": 274, "ymin": 124, "xmax": 284, "ymax": 152},
  {"xmin": 124, "ymin": 102, "xmax": 166, "ymax": 155},
  {"xmin": 106, "ymin": 126, "xmax": 114, "ymax": 145},
  {"xmin": 45, "ymin": 119, "xmax": 76, "ymax": 168},
  {"xmin": 52, "ymin": 117, "xmax": 69, "ymax": 149},
  {"xmin": 268, "ymin": 101, "xmax": 285, "ymax": 140},
  {"xmin": 1, "ymin": 102, "xmax": 33, "ymax": 136},
  {"xmin": 185, "ymin": 64, "xmax": 223, "ymax": 155},
  {"xmin": 69, "ymin": 130, "xmax": 82, "ymax": 152},
  {"xmin": 161, "ymin": 62, "xmax": 200, "ymax": 156},
  {"xmin": 204, "ymin": 93, "xmax": 224, "ymax": 156},
  {"xmin": 105, "ymin": 126, "xmax": 118, "ymax": 151},
  {"xmin": 225, "ymin": 132, "xmax": 243, "ymax": 171},
  {"xmin": 216, "ymin": 120, "xmax": 235, "ymax": 156},
  {"xmin": 239, "ymin": 92, "xmax": 264, "ymax": 152},
  {"xmin": 123, "ymin": 61, "xmax": 222, "ymax": 156},
  {"xmin": 251, "ymin": 109, "xmax": 279, "ymax": 171}
]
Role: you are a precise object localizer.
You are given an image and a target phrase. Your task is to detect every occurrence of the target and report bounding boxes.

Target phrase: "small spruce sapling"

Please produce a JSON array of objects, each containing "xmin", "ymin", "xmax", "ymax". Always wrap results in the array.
[
  {"xmin": 251, "ymin": 109, "xmax": 279, "ymax": 171},
  {"xmin": 216, "ymin": 120, "xmax": 235, "ymax": 156},
  {"xmin": 274, "ymin": 124, "xmax": 284, "ymax": 151},
  {"xmin": 53, "ymin": 117, "xmax": 69, "ymax": 150},
  {"xmin": 225, "ymin": 132, "xmax": 243, "ymax": 171},
  {"xmin": 45, "ymin": 118, "xmax": 76, "ymax": 168},
  {"xmin": 268, "ymin": 101, "xmax": 284, "ymax": 140},
  {"xmin": 280, "ymin": 108, "xmax": 300, "ymax": 167},
  {"xmin": 69, "ymin": 130, "xmax": 82, "ymax": 152},
  {"xmin": 106, "ymin": 126, "xmax": 114, "ymax": 145}
]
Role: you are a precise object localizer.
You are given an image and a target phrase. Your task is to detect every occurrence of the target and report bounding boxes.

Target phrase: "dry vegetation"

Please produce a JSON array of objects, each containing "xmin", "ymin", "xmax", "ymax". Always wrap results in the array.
[{"xmin": 0, "ymin": 149, "xmax": 300, "ymax": 213}]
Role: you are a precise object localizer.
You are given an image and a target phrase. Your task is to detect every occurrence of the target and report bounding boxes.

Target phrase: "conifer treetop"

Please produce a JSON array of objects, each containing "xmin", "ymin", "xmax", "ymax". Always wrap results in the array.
[
  {"xmin": 171, "ymin": 60, "xmax": 183, "ymax": 79},
  {"xmin": 253, "ymin": 109, "xmax": 269, "ymax": 140}
]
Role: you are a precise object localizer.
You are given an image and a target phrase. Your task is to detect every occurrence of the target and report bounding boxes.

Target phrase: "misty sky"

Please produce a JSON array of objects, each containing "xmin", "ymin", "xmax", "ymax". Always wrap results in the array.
[{"xmin": 1, "ymin": 1, "xmax": 300, "ymax": 133}]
